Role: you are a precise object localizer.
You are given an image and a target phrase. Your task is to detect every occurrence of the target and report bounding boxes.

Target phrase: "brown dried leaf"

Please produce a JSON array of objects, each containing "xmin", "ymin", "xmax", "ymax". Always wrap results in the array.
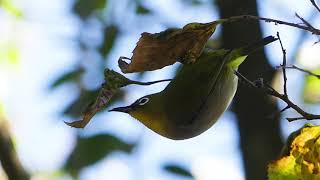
[
  {"xmin": 65, "ymin": 69, "xmax": 171, "ymax": 128},
  {"xmin": 64, "ymin": 69, "xmax": 131, "ymax": 128},
  {"xmin": 64, "ymin": 87, "xmax": 117, "ymax": 128},
  {"xmin": 119, "ymin": 21, "xmax": 218, "ymax": 73}
]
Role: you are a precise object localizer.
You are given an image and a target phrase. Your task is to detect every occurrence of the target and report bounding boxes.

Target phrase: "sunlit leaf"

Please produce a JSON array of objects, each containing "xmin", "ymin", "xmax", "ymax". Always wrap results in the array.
[
  {"xmin": 50, "ymin": 68, "xmax": 84, "ymax": 89},
  {"xmin": 268, "ymin": 124, "xmax": 320, "ymax": 180},
  {"xmin": 99, "ymin": 25, "xmax": 118, "ymax": 58},
  {"xmin": 163, "ymin": 164, "xmax": 194, "ymax": 178},
  {"xmin": 73, "ymin": 0, "xmax": 107, "ymax": 19},
  {"xmin": 118, "ymin": 21, "xmax": 218, "ymax": 73},
  {"xmin": 303, "ymin": 69, "xmax": 320, "ymax": 103},
  {"xmin": 64, "ymin": 69, "xmax": 170, "ymax": 128},
  {"xmin": 65, "ymin": 134, "xmax": 135, "ymax": 176}
]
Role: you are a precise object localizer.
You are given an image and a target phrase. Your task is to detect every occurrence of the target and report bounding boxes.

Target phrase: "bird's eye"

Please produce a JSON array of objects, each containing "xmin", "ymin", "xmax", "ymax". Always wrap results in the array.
[{"xmin": 138, "ymin": 97, "xmax": 149, "ymax": 105}]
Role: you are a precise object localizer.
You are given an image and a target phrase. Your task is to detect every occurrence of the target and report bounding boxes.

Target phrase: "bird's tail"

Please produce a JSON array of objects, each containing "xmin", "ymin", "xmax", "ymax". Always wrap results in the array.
[{"xmin": 241, "ymin": 36, "xmax": 278, "ymax": 55}]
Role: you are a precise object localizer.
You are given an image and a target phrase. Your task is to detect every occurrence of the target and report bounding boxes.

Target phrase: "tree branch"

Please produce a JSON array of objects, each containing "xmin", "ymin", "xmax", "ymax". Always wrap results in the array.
[
  {"xmin": 217, "ymin": 15, "xmax": 320, "ymax": 35},
  {"xmin": 277, "ymin": 65, "xmax": 320, "ymax": 79},
  {"xmin": 310, "ymin": 0, "xmax": 320, "ymax": 13},
  {"xmin": 235, "ymin": 33, "xmax": 320, "ymax": 122},
  {"xmin": 0, "ymin": 117, "xmax": 30, "ymax": 180}
]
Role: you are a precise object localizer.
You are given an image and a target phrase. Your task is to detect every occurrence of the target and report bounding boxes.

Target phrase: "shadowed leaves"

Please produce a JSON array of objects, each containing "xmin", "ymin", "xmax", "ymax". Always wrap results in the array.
[
  {"xmin": 163, "ymin": 163, "xmax": 194, "ymax": 179},
  {"xmin": 99, "ymin": 25, "xmax": 119, "ymax": 59},
  {"xmin": 73, "ymin": 0, "xmax": 107, "ymax": 19},
  {"xmin": 50, "ymin": 68, "xmax": 84, "ymax": 89},
  {"xmin": 65, "ymin": 134, "xmax": 135, "ymax": 176}
]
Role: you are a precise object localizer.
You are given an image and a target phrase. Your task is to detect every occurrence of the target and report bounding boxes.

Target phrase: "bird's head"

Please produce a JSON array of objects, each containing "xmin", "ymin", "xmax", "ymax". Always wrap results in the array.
[{"xmin": 110, "ymin": 93, "xmax": 168, "ymax": 137}]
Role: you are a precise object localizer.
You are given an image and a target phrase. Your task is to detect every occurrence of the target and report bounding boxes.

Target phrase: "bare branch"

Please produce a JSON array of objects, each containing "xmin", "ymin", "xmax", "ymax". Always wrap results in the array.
[
  {"xmin": 278, "ymin": 65, "xmax": 320, "ymax": 79},
  {"xmin": 217, "ymin": 15, "xmax": 320, "ymax": 35},
  {"xmin": 280, "ymin": 106, "xmax": 291, "ymax": 113},
  {"xmin": 130, "ymin": 79, "xmax": 172, "ymax": 85},
  {"xmin": 310, "ymin": 0, "xmax": 320, "ymax": 13},
  {"xmin": 295, "ymin": 13, "xmax": 318, "ymax": 32},
  {"xmin": 235, "ymin": 69, "xmax": 320, "ymax": 122},
  {"xmin": 277, "ymin": 32, "xmax": 288, "ymax": 96}
]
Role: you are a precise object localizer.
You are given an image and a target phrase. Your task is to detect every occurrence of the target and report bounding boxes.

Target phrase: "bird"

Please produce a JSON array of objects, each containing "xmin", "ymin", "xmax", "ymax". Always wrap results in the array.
[{"xmin": 110, "ymin": 36, "xmax": 277, "ymax": 140}]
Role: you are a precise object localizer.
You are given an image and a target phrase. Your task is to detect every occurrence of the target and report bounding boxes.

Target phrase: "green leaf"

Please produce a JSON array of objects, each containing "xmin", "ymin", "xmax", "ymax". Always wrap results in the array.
[
  {"xmin": 65, "ymin": 134, "xmax": 134, "ymax": 176},
  {"xmin": 99, "ymin": 26, "xmax": 118, "ymax": 58},
  {"xmin": 50, "ymin": 68, "xmax": 84, "ymax": 89},
  {"xmin": 163, "ymin": 164, "xmax": 194, "ymax": 178},
  {"xmin": 73, "ymin": 0, "xmax": 107, "ymax": 19},
  {"xmin": 302, "ymin": 69, "xmax": 320, "ymax": 104},
  {"xmin": 136, "ymin": 4, "xmax": 151, "ymax": 14}
]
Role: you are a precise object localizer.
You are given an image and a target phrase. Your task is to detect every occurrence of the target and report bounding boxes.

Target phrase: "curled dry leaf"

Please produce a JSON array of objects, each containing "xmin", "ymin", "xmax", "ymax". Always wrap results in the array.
[
  {"xmin": 119, "ymin": 21, "xmax": 218, "ymax": 73},
  {"xmin": 64, "ymin": 87, "xmax": 117, "ymax": 128},
  {"xmin": 65, "ymin": 69, "xmax": 171, "ymax": 128},
  {"xmin": 64, "ymin": 70, "xmax": 132, "ymax": 128}
]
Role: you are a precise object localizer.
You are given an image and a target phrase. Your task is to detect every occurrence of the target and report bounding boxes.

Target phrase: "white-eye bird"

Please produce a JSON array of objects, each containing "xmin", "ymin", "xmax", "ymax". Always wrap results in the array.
[{"xmin": 110, "ymin": 36, "xmax": 277, "ymax": 140}]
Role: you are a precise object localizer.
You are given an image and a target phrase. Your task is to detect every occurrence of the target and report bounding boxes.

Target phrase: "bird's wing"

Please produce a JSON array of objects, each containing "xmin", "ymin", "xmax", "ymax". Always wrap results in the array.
[{"xmin": 163, "ymin": 49, "xmax": 230, "ymax": 126}]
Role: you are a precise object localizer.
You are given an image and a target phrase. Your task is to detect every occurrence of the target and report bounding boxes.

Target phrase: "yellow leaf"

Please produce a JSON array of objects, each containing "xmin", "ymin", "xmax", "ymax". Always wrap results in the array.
[{"xmin": 268, "ymin": 124, "xmax": 320, "ymax": 180}]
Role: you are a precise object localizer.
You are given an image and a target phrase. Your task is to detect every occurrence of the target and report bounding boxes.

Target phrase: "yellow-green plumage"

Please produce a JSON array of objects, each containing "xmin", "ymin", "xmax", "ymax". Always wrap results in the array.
[{"xmin": 111, "ymin": 36, "xmax": 277, "ymax": 140}]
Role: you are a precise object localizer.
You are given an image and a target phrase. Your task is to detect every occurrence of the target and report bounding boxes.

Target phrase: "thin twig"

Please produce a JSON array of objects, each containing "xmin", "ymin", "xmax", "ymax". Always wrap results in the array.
[
  {"xmin": 217, "ymin": 15, "xmax": 320, "ymax": 35},
  {"xmin": 267, "ymin": 105, "xmax": 290, "ymax": 119},
  {"xmin": 130, "ymin": 79, "xmax": 172, "ymax": 85},
  {"xmin": 295, "ymin": 13, "xmax": 318, "ymax": 32},
  {"xmin": 235, "ymin": 71, "xmax": 320, "ymax": 122},
  {"xmin": 277, "ymin": 32, "xmax": 288, "ymax": 96},
  {"xmin": 280, "ymin": 105, "xmax": 291, "ymax": 113},
  {"xmin": 278, "ymin": 65, "xmax": 320, "ymax": 79},
  {"xmin": 310, "ymin": 0, "xmax": 320, "ymax": 13}
]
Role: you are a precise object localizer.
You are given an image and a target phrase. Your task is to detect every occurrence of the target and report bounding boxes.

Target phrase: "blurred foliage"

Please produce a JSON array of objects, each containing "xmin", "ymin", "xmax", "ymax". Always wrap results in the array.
[
  {"xmin": 50, "ymin": 68, "xmax": 85, "ymax": 89},
  {"xmin": 0, "ymin": 42, "xmax": 20, "ymax": 67},
  {"xmin": 64, "ymin": 134, "xmax": 135, "ymax": 177},
  {"xmin": 136, "ymin": 4, "xmax": 151, "ymax": 15},
  {"xmin": 0, "ymin": 0, "xmax": 23, "ymax": 18},
  {"xmin": 184, "ymin": 0, "xmax": 203, "ymax": 6},
  {"xmin": 163, "ymin": 163, "xmax": 194, "ymax": 179},
  {"xmin": 99, "ymin": 25, "xmax": 119, "ymax": 58},
  {"xmin": 268, "ymin": 124, "xmax": 320, "ymax": 180},
  {"xmin": 53, "ymin": 0, "xmax": 158, "ymax": 176},
  {"xmin": 72, "ymin": 0, "xmax": 108, "ymax": 19},
  {"xmin": 302, "ymin": 69, "xmax": 320, "ymax": 104}
]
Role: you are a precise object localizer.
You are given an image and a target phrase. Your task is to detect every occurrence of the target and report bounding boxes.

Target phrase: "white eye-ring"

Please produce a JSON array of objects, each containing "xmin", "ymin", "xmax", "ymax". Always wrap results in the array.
[{"xmin": 138, "ymin": 97, "xmax": 149, "ymax": 105}]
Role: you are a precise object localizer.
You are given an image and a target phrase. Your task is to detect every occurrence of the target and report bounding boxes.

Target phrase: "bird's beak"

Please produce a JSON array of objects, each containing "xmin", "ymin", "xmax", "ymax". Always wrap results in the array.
[{"xmin": 109, "ymin": 106, "xmax": 132, "ymax": 113}]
